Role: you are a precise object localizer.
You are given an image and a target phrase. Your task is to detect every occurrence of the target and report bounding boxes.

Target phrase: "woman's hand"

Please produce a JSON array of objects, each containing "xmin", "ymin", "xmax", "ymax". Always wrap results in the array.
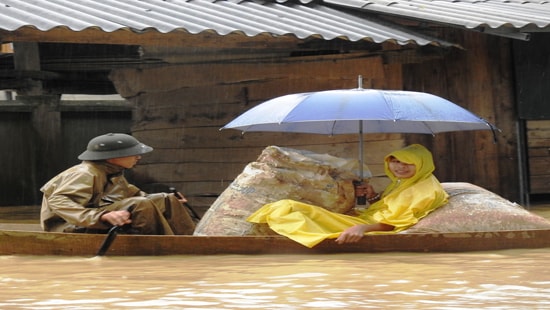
[
  {"xmin": 354, "ymin": 182, "xmax": 376, "ymax": 198},
  {"xmin": 101, "ymin": 210, "xmax": 132, "ymax": 227},
  {"xmin": 335, "ymin": 224, "xmax": 368, "ymax": 244},
  {"xmin": 335, "ymin": 223, "xmax": 395, "ymax": 244}
]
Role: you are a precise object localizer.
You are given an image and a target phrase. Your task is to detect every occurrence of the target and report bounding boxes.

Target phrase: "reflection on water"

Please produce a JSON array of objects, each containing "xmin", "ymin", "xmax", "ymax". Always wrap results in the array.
[{"xmin": 1, "ymin": 250, "xmax": 550, "ymax": 309}]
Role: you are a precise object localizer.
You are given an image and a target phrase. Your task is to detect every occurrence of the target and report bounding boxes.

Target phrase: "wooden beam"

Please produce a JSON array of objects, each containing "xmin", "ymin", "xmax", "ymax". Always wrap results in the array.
[
  {"xmin": 381, "ymin": 47, "xmax": 447, "ymax": 64},
  {"xmin": 0, "ymin": 27, "xmax": 434, "ymax": 56},
  {"xmin": 0, "ymin": 28, "xmax": 304, "ymax": 49},
  {"xmin": 12, "ymin": 42, "xmax": 43, "ymax": 95},
  {"xmin": 0, "ymin": 79, "xmax": 33, "ymax": 89},
  {"xmin": 0, "ymin": 69, "xmax": 62, "ymax": 79},
  {"xmin": 57, "ymin": 101, "xmax": 133, "ymax": 112}
]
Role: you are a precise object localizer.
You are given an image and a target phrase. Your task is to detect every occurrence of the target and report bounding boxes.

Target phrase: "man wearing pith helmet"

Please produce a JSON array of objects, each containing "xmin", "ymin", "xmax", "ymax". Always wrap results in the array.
[{"xmin": 40, "ymin": 133, "xmax": 196, "ymax": 235}]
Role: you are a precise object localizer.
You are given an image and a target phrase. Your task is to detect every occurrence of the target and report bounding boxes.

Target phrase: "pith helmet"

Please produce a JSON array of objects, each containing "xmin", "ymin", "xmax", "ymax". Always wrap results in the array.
[{"xmin": 78, "ymin": 133, "xmax": 153, "ymax": 161}]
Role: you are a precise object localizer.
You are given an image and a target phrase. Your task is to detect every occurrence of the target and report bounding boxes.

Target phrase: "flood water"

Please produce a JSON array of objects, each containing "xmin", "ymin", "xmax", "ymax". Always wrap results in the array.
[{"xmin": 1, "ymin": 207, "xmax": 550, "ymax": 309}]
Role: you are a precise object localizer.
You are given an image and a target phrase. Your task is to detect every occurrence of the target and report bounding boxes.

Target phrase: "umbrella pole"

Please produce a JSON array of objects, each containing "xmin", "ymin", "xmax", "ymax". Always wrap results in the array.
[
  {"xmin": 359, "ymin": 121, "xmax": 364, "ymax": 179},
  {"xmin": 357, "ymin": 121, "xmax": 367, "ymax": 206},
  {"xmin": 357, "ymin": 76, "xmax": 366, "ymax": 204}
]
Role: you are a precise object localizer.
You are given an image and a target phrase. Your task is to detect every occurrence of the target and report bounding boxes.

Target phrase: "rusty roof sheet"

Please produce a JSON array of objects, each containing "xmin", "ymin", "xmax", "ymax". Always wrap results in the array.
[{"xmin": 0, "ymin": 0, "xmax": 458, "ymax": 47}]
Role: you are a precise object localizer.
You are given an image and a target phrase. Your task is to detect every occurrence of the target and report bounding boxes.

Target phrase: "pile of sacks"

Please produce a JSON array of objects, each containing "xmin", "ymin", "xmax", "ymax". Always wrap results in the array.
[
  {"xmin": 194, "ymin": 146, "xmax": 367, "ymax": 235},
  {"xmin": 195, "ymin": 146, "xmax": 550, "ymax": 236},
  {"xmin": 404, "ymin": 182, "xmax": 550, "ymax": 233}
]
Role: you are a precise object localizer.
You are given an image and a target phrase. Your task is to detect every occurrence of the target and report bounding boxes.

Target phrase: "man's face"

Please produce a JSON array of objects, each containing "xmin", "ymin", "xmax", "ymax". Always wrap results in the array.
[{"xmin": 106, "ymin": 155, "xmax": 141, "ymax": 169}]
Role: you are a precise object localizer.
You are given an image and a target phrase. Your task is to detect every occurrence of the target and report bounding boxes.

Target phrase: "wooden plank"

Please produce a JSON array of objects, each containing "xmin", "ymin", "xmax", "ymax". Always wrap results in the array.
[
  {"xmin": 527, "ymin": 139, "xmax": 550, "ymax": 148},
  {"xmin": 528, "ymin": 175, "xmax": 550, "ymax": 193},
  {"xmin": 0, "ymin": 43, "xmax": 12, "ymax": 53},
  {"xmin": 0, "ymin": 28, "xmax": 303, "ymax": 49},
  {"xmin": 141, "ymin": 140, "xmax": 402, "ymax": 166},
  {"xmin": 0, "ymin": 223, "xmax": 41, "ymax": 231},
  {"xmin": 1, "ymin": 229, "xmax": 550, "ymax": 256},
  {"xmin": 463, "ymin": 33, "xmax": 502, "ymax": 195},
  {"xmin": 136, "ymin": 127, "xmax": 401, "ymax": 153},
  {"xmin": 528, "ymin": 147, "xmax": 550, "ymax": 157},
  {"xmin": 0, "ymin": 28, "xmax": 443, "ymax": 64},
  {"xmin": 113, "ymin": 56, "xmax": 385, "ymax": 98},
  {"xmin": 132, "ymin": 137, "xmax": 402, "ymax": 193},
  {"xmin": 129, "ymin": 181, "xmax": 227, "ymax": 206},
  {"xmin": 0, "ymin": 69, "xmax": 61, "ymax": 80},
  {"xmin": 526, "ymin": 120, "xmax": 550, "ymax": 182},
  {"xmin": 527, "ymin": 120, "xmax": 550, "ymax": 194},
  {"xmin": 484, "ymin": 35, "xmax": 518, "ymax": 200},
  {"xmin": 403, "ymin": 30, "xmax": 515, "ymax": 200},
  {"xmin": 0, "ymin": 116, "xmax": 38, "ymax": 204},
  {"xmin": 528, "ymin": 157, "xmax": 550, "ymax": 176},
  {"xmin": 527, "ymin": 131, "xmax": 550, "ymax": 140},
  {"xmin": 527, "ymin": 120, "xmax": 550, "ymax": 130},
  {"xmin": 141, "ymin": 46, "xmax": 385, "ymax": 65},
  {"xmin": 138, "ymin": 128, "xmax": 363, "ymax": 149},
  {"xmin": 12, "ymin": 42, "xmax": 44, "ymax": 96}
]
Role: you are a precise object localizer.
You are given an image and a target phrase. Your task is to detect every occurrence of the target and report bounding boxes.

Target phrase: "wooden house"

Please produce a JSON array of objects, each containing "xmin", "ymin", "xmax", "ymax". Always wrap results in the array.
[{"xmin": 1, "ymin": 0, "xmax": 549, "ymax": 211}]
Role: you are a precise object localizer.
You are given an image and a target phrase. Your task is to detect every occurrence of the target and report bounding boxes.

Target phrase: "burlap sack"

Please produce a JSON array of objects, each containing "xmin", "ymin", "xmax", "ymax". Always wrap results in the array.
[
  {"xmin": 404, "ymin": 182, "xmax": 550, "ymax": 233},
  {"xmin": 194, "ymin": 146, "xmax": 369, "ymax": 236}
]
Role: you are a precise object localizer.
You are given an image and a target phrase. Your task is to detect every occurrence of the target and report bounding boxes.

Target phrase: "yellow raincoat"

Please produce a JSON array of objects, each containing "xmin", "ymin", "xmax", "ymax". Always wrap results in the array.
[{"xmin": 247, "ymin": 144, "xmax": 448, "ymax": 247}]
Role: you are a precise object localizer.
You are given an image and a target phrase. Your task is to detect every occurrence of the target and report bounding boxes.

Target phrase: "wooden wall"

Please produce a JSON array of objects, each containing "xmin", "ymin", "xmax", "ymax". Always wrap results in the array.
[
  {"xmin": 0, "ymin": 32, "xmax": 522, "ymax": 208},
  {"xmin": 0, "ymin": 102, "xmax": 132, "ymax": 206},
  {"xmin": 403, "ymin": 31, "xmax": 518, "ymax": 201},
  {"xmin": 109, "ymin": 32, "xmax": 521, "ymax": 207},
  {"xmin": 526, "ymin": 120, "xmax": 550, "ymax": 195},
  {"xmin": 0, "ymin": 24, "xmax": 534, "ymax": 208},
  {"xmin": 513, "ymin": 33, "xmax": 550, "ymax": 203},
  {"xmin": 0, "ymin": 111, "xmax": 36, "ymax": 205},
  {"xmin": 110, "ymin": 55, "xmax": 406, "ymax": 208}
]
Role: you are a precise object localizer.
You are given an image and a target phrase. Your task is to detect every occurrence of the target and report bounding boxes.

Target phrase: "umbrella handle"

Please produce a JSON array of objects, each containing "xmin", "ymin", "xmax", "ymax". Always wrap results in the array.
[{"xmin": 353, "ymin": 180, "xmax": 367, "ymax": 206}]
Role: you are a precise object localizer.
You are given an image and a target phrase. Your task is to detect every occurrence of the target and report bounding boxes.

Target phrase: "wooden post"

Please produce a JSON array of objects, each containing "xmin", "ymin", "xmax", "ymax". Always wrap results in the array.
[
  {"xmin": 13, "ymin": 42, "xmax": 63, "ymax": 200},
  {"xmin": 13, "ymin": 42, "xmax": 43, "ymax": 95}
]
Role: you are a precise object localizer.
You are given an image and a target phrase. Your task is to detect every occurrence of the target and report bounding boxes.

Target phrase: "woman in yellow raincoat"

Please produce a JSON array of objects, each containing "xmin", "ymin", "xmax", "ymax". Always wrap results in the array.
[{"xmin": 247, "ymin": 144, "xmax": 448, "ymax": 248}]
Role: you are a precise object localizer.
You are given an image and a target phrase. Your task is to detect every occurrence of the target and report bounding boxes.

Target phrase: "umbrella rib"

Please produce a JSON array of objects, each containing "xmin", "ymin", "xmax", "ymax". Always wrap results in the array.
[
  {"xmin": 422, "ymin": 121, "xmax": 436, "ymax": 136},
  {"xmin": 330, "ymin": 121, "xmax": 337, "ymax": 136}
]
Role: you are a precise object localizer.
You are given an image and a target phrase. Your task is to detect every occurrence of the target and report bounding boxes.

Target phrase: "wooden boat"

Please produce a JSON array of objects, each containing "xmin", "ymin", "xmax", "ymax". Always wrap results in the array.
[{"xmin": 1, "ymin": 223, "xmax": 550, "ymax": 256}]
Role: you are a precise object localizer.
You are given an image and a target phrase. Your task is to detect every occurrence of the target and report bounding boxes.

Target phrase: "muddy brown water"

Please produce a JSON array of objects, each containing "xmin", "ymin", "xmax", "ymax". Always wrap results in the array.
[{"xmin": 1, "ymin": 206, "xmax": 550, "ymax": 309}]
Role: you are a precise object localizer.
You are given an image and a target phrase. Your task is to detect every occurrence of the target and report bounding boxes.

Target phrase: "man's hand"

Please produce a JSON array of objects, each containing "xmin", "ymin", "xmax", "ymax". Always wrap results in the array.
[
  {"xmin": 101, "ymin": 210, "xmax": 132, "ymax": 227},
  {"xmin": 169, "ymin": 187, "xmax": 188, "ymax": 204},
  {"xmin": 173, "ymin": 191, "xmax": 188, "ymax": 204}
]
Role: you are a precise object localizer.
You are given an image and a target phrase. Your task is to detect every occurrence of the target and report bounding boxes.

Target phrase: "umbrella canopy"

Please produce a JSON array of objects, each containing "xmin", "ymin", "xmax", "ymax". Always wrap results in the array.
[
  {"xmin": 221, "ymin": 86, "xmax": 498, "ymax": 203},
  {"xmin": 221, "ymin": 88, "xmax": 497, "ymax": 135}
]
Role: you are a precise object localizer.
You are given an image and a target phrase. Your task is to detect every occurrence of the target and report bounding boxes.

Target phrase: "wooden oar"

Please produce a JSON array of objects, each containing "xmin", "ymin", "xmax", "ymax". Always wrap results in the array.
[
  {"xmin": 96, "ymin": 188, "xmax": 200, "ymax": 256},
  {"xmin": 96, "ymin": 225, "xmax": 120, "ymax": 256}
]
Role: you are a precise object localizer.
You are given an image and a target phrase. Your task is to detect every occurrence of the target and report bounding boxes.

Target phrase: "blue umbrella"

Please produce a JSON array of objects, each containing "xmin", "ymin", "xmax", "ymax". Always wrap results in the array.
[{"xmin": 221, "ymin": 79, "xmax": 498, "ymax": 201}]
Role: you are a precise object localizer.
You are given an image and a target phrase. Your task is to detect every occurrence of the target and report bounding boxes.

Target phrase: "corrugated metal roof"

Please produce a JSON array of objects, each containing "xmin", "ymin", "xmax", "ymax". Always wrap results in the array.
[
  {"xmin": 0, "ymin": 0, "xmax": 457, "ymax": 47},
  {"xmin": 323, "ymin": 0, "xmax": 550, "ymax": 39}
]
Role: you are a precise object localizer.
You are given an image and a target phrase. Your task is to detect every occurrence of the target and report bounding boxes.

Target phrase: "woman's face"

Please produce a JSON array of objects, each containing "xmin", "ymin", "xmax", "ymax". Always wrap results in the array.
[{"xmin": 388, "ymin": 156, "xmax": 416, "ymax": 179}]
